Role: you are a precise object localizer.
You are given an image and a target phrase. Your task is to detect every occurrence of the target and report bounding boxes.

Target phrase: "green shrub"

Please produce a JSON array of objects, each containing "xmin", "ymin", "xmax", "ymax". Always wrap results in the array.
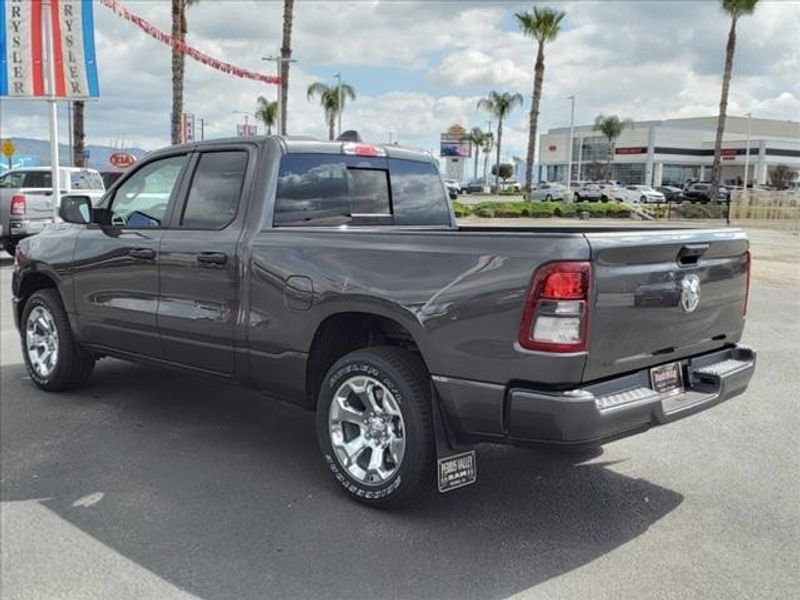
[
  {"xmin": 451, "ymin": 201, "xmax": 471, "ymax": 218},
  {"xmin": 554, "ymin": 203, "xmax": 576, "ymax": 218},
  {"xmin": 474, "ymin": 206, "xmax": 495, "ymax": 218}
]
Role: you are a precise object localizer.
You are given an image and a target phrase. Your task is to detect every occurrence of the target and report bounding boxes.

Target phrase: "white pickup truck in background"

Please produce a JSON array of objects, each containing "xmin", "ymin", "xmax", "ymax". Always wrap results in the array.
[{"xmin": 0, "ymin": 167, "xmax": 105, "ymax": 255}]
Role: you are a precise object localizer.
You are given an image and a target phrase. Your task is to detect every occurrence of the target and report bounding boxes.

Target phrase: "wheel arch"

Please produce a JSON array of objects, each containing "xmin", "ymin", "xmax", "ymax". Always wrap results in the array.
[
  {"xmin": 305, "ymin": 310, "xmax": 431, "ymax": 409},
  {"xmin": 15, "ymin": 270, "xmax": 61, "ymax": 326}
]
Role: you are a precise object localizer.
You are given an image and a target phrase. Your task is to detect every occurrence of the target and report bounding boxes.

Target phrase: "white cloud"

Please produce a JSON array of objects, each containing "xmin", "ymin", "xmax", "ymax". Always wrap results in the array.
[{"xmin": 0, "ymin": 0, "xmax": 796, "ymax": 167}]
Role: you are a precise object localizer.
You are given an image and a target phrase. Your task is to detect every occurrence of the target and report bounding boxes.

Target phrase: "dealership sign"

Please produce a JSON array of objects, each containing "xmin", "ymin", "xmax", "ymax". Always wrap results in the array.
[
  {"xmin": 0, "ymin": 0, "xmax": 100, "ymax": 98},
  {"xmin": 616, "ymin": 147, "xmax": 646, "ymax": 155},
  {"xmin": 109, "ymin": 152, "xmax": 135, "ymax": 168}
]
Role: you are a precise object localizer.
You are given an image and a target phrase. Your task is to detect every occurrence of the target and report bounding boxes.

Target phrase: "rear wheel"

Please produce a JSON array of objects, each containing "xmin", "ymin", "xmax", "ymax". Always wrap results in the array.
[
  {"xmin": 316, "ymin": 346, "xmax": 435, "ymax": 508},
  {"xmin": 21, "ymin": 289, "xmax": 95, "ymax": 391},
  {"xmin": 545, "ymin": 194, "xmax": 553, "ymax": 201}
]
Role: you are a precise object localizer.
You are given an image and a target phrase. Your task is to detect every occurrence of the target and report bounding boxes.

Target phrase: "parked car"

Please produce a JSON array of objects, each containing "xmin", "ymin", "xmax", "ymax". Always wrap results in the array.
[
  {"xmin": 684, "ymin": 183, "xmax": 730, "ymax": 203},
  {"xmin": 655, "ymin": 186, "xmax": 684, "ymax": 202},
  {"xmin": 596, "ymin": 181, "xmax": 624, "ymax": 202},
  {"xmin": 12, "ymin": 136, "xmax": 755, "ymax": 508},
  {"xmin": 529, "ymin": 182, "xmax": 571, "ymax": 201},
  {"xmin": 463, "ymin": 179, "xmax": 485, "ymax": 194},
  {"xmin": 573, "ymin": 182, "xmax": 603, "ymax": 202},
  {"xmin": 443, "ymin": 179, "xmax": 460, "ymax": 200},
  {"xmin": 618, "ymin": 185, "xmax": 667, "ymax": 204},
  {"xmin": 1, "ymin": 166, "xmax": 105, "ymax": 255}
]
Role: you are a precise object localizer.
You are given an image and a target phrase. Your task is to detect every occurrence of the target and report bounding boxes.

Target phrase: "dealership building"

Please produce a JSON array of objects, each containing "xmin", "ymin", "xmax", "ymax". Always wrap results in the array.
[{"xmin": 539, "ymin": 116, "xmax": 800, "ymax": 186}]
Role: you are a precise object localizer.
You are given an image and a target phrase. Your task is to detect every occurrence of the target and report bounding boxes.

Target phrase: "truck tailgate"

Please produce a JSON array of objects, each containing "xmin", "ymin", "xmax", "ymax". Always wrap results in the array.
[
  {"xmin": 20, "ymin": 188, "xmax": 56, "ymax": 221},
  {"xmin": 583, "ymin": 228, "xmax": 749, "ymax": 381}
]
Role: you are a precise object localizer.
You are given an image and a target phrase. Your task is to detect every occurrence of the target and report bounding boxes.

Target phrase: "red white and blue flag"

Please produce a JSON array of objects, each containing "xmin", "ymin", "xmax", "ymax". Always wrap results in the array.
[{"xmin": 1, "ymin": 0, "xmax": 99, "ymax": 98}]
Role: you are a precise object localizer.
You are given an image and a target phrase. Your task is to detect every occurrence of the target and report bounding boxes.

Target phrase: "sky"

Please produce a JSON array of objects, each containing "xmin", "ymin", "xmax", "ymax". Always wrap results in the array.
[{"xmin": 1, "ymin": 0, "xmax": 798, "ymax": 164}]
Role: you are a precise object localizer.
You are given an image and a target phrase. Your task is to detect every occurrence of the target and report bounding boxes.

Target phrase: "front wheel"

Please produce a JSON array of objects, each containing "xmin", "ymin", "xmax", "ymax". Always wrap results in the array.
[
  {"xmin": 21, "ymin": 289, "xmax": 95, "ymax": 391},
  {"xmin": 545, "ymin": 194, "xmax": 553, "ymax": 201},
  {"xmin": 316, "ymin": 346, "xmax": 435, "ymax": 508}
]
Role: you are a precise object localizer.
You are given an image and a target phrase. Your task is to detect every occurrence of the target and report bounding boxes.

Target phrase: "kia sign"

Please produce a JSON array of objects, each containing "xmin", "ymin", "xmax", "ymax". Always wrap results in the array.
[{"xmin": 110, "ymin": 152, "xmax": 136, "ymax": 169}]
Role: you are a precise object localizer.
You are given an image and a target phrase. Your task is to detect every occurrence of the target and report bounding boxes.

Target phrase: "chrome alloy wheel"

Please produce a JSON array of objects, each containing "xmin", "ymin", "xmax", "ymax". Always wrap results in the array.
[
  {"xmin": 328, "ymin": 375, "xmax": 406, "ymax": 485},
  {"xmin": 26, "ymin": 306, "xmax": 60, "ymax": 378}
]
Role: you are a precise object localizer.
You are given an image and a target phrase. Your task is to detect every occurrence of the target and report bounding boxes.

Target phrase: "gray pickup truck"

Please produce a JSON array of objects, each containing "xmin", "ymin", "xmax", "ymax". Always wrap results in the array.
[
  {"xmin": 11, "ymin": 137, "xmax": 756, "ymax": 507},
  {"xmin": 1, "ymin": 167, "xmax": 105, "ymax": 255}
]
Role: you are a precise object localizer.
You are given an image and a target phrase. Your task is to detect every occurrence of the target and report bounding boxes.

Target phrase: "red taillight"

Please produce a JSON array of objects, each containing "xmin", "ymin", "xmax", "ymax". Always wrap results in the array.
[
  {"xmin": 10, "ymin": 194, "xmax": 26, "ymax": 216},
  {"xmin": 518, "ymin": 261, "xmax": 591, "ymax": 353},
  {"xmin": 743, "ymin": 250, "xmax": 752, "ymax": 316}
]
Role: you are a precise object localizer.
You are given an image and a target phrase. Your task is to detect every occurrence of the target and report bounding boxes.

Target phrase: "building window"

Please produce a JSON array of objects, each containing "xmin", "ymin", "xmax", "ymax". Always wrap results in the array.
[{"xmin": 662, "ymin": 164, "xmax": 701, "ymax": 187}]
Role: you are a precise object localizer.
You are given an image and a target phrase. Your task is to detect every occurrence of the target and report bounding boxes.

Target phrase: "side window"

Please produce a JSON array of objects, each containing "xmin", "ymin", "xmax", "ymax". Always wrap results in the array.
[
  {"xmin": 23, "ymin": 171, "xmax": 52, "ymax": 188},
  {"xmin": 109, "ymin": 155, "xmax": 187, "ymax": 228},
  {"xmin": 0, "ymin": 172, "xmax": 25, "ymax": 188},
  {"xmin": 389, "ymin": 159, "xmax": 451, "ymax": 226},
  {"xmin": 180, "ymin": 151, "xmax": 248, "ymax": 229}
]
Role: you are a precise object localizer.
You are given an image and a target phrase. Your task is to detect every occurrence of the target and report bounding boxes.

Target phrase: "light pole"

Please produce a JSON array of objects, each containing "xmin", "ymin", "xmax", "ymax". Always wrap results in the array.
[
  {"xmin": 334, "ymin": 72, "xmax": 343, "ymax": 138},
  {"xmin": 743, "ymin": 112, "xmax": 752, "ymax": 189},
  {"xmin": 566, "ymin": 95, "xmax": 575, "ymax": 188},
  {"xmin": 262, "ymin": 55, "xmax": 297, "ymax": 136}
]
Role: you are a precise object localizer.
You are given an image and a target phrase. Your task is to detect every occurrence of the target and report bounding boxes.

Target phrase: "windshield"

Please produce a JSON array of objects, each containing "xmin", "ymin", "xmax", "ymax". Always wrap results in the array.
[{"xmin": 70, "ymin": 171, "xmax": 105, "ymax": 190}]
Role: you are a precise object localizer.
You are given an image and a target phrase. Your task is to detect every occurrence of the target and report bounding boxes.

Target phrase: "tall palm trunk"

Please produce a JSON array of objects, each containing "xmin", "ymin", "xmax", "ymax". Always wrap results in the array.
[
  {"xmin": 495, "ymin": 119, "xmax": 503, "ymax": 191},
  {"xmin": 473, "ymin": 146, "xmax": 479, "ymax": 180},
  {"xmin": 280, "ymin": 0, "xmax": 295, "ymax": 135},
  {"xmin": 72, "ymin": 101, "xmax": 85, "ymax": 167},
  {"xmin": 711, "ymin": 16, "xmax": 738, "ymax": 190},
  {"xmin": 170, "ymin": 0, "xmax": 184, "ymax": 144},
  {"xmin": 606, "ymin": 137, "xmax": 613, "ymax": 180},
  {"xmin": 525, "ymin": 41, "xmax": 545, "ymax": 192},
  {"xmin": 327, "ymin": 116, "xmax": 335, "ymax": 141}
]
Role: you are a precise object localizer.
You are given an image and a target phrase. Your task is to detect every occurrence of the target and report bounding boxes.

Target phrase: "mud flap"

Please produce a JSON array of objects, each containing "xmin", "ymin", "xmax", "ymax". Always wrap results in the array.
[{"xmin": 431, "ymin": 386, "xmax": 477, "ymax": 493}]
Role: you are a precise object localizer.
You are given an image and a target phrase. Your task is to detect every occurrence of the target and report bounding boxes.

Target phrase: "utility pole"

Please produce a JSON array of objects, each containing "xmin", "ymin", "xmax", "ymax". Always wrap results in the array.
[
  {"xmin": 743, "ymin": 112, "xmax": 752, "ymax": 189},
  {"xmin": 263, "ymin": 55, "xmax": 297, "ymax": 136},
  {"xmin": 200, "ymin": 118, "xmax": 206, "ymax": 141},
  {"xmin": 566, "ymin": 95, "xmax": 575, "ymax": 188},
  {"xmin": 334, "ymin": 72, "xmax": 343, "ymax": 138}
]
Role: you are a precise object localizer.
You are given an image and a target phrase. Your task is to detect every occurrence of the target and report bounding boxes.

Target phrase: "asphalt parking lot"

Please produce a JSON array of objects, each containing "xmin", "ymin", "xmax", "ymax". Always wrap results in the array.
[{"xmin": 1, "ymin": 227, "xmax": 799, "ymax": 600}]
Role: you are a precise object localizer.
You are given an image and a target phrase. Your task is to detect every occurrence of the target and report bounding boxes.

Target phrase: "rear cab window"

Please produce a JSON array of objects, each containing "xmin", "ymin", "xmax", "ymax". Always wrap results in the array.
[{"xmin": 272, "ymin": 153, "xmax": 451, "ymax": 228}]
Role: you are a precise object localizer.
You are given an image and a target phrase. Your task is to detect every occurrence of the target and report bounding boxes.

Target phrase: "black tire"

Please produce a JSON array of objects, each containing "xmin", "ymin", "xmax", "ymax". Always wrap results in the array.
[
  {"xmin": 20, "ymin": 289, "xmax": 95, "ymax": 392},
  {"xmin": 316, "ymin": 346, "xmax": 435, "ymax": 508},
  {"xmin": 545, "ymin": 194, "xmax": 553, "ymax": 201},
  {"xmin": 3, "ymin": 240, "xmax": 17, "ymax": 256},
  {"xmin": 640, "ymin": 195, "xmax": 647, "ymax": 203}
]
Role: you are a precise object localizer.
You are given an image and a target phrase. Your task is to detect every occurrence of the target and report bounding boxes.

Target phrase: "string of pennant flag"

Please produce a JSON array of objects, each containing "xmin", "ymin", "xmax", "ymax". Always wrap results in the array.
[{"xmin": 99, "ymin": 0, "xmax": 281, "ymax": 86}]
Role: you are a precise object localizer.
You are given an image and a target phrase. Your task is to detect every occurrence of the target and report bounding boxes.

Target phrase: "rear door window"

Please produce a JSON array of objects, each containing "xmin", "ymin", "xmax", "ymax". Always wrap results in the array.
[
  {"xmin": 23, "ymin": 171, "xmax": 52, "ymax": 188},
  {"xmin": 180, "ymin": 151, "xmax": 248, "ymax": 229}
]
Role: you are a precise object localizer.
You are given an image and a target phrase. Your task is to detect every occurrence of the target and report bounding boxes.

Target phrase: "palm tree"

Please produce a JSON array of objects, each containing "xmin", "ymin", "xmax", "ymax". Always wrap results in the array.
[
  {"xmin": 256, "ymin": 96, "xmax": 278, "ymax": 135},
  {"xmin": 516, "ymin": 6, "xmax": 566, "ymax": 193},
  {"xmin": 170, "ymin": 0, "xmax": 199, "ymax": 144},
  {"xmin": 593, "ymin": 115, "xmax": 633, "ymax": 180},
  {"xmin": 280, "ymin": 0, "xmax": 295, "ymax": 134},
  {"xmin": 307, "ymin": 81, "xmax": 356, "ymax": 140},
  {"xmin": 710, "ymin": 0, "xmax": 759, "ymax": 194},
  {"xmin": 72, "ymin": 101, "xmax": 85, "ymax": 167},
  {"xmin": 462, "ymin": 127, "xmax": 488, "ymax": 181},
  {"xmin": 477, "ymin": 91, "xmax": 523, "ymax": 190}
]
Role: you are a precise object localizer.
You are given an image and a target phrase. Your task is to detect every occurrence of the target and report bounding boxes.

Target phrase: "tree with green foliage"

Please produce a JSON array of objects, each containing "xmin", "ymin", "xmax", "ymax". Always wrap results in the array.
[
  {"xmin": 593, "ymin": 115, "xmax": 633, "ymax": 180},
  {"xmin": 710, "ymin": 0, "xmax": 760, "ymax": 195},
  {"xmin": 515, "ymin": 6, "xmax": 566, "ymax": 192},
  {"xmin": 491, "ymin": 163, "xmax": 514, "ymax": 183},
  {"xmin": 477, "ymin": 91, "xmax": 523, "ymax": 190},
  {"xmin": 255, "ymin": 96, "xmax": 278, "ymax": 135},
  {"xmin": 307, "ymin": 81, "xmax": 356, "ymax": 140}
]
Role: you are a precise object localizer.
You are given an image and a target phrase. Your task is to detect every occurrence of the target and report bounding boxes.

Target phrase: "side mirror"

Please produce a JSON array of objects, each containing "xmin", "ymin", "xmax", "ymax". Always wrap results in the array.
[{"xmin": 59, "ymin": 195, "xmax": 93, "ymax": 224}]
